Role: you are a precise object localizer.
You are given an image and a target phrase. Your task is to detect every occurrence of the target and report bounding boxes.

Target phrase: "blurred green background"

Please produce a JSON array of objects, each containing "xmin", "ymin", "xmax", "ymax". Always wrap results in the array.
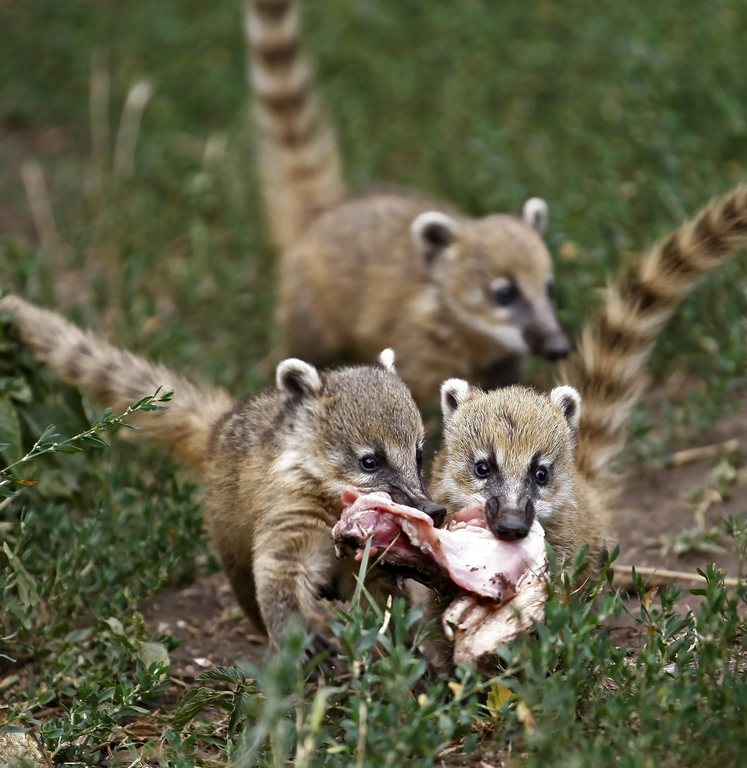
[{"xmin": 1, "ymin": 0, "xmax": 746, "ymax": 404}]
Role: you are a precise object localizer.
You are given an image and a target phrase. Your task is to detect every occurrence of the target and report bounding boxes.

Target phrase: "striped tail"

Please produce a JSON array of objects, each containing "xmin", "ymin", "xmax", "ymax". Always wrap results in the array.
[
  {"xmin": 244, "ymin": 0, "xmax": 345, "ymax": 250},
  {"xmin": 1, "ymin": 295, "xmax": 235, "ymax": 471},
  {"xmin": 561, "ymin": 184, "xmax": 747, "ymax": 487}
]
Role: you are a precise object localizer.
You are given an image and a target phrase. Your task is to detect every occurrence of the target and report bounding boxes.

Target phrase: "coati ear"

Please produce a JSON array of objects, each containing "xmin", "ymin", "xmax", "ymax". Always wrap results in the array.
[
  {"xmin": 440, "ymin": 378, "xmax": 472, "ymax": 421},
  {"xmin": 377, "ymin": 348, "xmax": 396, "ymax": 373},
  {"xmin": 276, "ymin": 358, "xmax": 323, "ymax": 399},
  {"xmin": 411, "ymin": 211, "xmax": 460, "ymax": 265},
  {"xmin": 550, "ymin": 385, "xmax": 582, "ymax": 437},
  {"xmin": 522, "ymin": 197, "xmax": 549, "ymax": 235}
]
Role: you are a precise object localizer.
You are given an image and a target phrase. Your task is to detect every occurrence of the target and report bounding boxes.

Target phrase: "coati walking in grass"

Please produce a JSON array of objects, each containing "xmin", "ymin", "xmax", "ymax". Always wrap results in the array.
[
  {"xmin": 244, "ymin": 0, "xmax": 569, "ymax": 408},
  {"xmin": 0, "ymin": 296, "xmax": 445, "ymax": 651},
  {"xmin": 432, "ymin": 184, "xmax": 747, "ymax": 571}
]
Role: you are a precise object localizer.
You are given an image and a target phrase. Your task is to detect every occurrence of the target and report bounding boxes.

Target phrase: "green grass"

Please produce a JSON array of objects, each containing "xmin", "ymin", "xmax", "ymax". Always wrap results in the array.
[{"xmin": 1, "ymin": 0, "xmax": 747, "ymax": 765}]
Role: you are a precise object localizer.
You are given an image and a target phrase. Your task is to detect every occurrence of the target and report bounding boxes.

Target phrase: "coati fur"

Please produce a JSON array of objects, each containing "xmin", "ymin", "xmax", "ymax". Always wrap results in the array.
[
  {"xmin": 432, "ymin": 184, "xmax": 747, "ymax": 572},
  {"xmin": 0, "ymin": 296, "xmax": 445, "ymax": 650},
  {"xmin": 244, "ymin": 0, "xmax": 569, "ymax": 407}
]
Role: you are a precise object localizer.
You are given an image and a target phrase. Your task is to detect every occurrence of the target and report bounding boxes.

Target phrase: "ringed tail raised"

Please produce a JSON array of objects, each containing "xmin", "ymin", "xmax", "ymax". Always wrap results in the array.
[{"xmin": 244, "ymin": 0, "xmax": 345, "ymax": 250}]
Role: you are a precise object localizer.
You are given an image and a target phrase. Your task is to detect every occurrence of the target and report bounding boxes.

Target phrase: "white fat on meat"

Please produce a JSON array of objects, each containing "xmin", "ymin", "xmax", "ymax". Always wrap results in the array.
[{"xmin": 333, "ymin": 488, "xmax": 546, "ymax": 604}]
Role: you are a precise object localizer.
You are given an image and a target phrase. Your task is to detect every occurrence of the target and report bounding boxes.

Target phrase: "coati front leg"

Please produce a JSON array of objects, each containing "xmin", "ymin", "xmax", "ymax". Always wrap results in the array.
[
  {"xmin": 253, "ymin": 521, "xmax": 414, "ymax": 658},
  {"xmin": 253, "ymin": 521, "xmax": 343, "ymax": 656},
  {"xmin": 221, "ymin": 557, "xmax": 264, "ymax": 634},
  {"xmin": 276, "ymin": 292, "xmax": 342, "ymax": 366}
]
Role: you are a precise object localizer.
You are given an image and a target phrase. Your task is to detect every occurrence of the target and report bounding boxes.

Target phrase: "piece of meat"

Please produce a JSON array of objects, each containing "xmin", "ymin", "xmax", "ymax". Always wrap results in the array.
[
  {"xmin": 334, "ymin": 488, "xmax": 545, "ymax": 603},
  {"xmin": 442, "ymin": 561, "xmax": 548, "ymax": 664},
  {"xmin": 332, "ymin": 488, "xmax": 549, "ymax": 661}
]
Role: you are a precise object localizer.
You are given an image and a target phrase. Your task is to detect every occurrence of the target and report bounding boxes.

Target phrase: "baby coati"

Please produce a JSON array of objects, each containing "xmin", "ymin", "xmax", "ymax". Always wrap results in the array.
[
  {"xmin": 244, "ymin": 0, "xmax": 568, "ymax": 407},
  {"xmin": 0, "ymin": 296, "xmax": 445, "ymax": 651},
  {"xmin": 432, "ymin": 183, "xmax": 747, "ymax": 571}
]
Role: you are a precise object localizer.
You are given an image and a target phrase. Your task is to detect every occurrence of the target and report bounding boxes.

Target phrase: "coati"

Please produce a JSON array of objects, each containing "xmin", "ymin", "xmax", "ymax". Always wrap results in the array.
[
  {"xmin": 0, "ymin": 296, "xmax": 445, "ymax": 651},
  {"xmin": 431, "ymin": 184, "xmax": 747, "ymax": 573},
  {"xmin": 244, "ymin": 0, "xmax": 569, "ymax": 407}
]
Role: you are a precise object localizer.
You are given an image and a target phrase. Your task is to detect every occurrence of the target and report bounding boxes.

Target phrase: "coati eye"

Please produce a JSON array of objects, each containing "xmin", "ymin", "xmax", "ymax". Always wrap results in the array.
[
  {"xmin": 473, "ymin": 461, "xmax": 491, "ymax": 479},
  {"xmin": 359, "ymin": 455, "xmax": 380, "ymax": 472},
  {"xmin": 492, "ymin": 283, "xmax": 519, "ymax": 307},
  {"xmin": 533, "ymin": 465, "xmax": 549, "ymax": 486}
]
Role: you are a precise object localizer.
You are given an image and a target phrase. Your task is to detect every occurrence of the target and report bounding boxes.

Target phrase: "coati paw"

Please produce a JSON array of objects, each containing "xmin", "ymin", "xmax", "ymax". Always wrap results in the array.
[
  {"xmin": 303, "ymin": 631, "xmax": 336, "ymax": 660},
  {"xmin": 302, "ymin": 631, "xmax": 347, "ymax": 679},
  {"xmin": 304, "ymin": 605, "xmax": 344, "ymax": 660}
]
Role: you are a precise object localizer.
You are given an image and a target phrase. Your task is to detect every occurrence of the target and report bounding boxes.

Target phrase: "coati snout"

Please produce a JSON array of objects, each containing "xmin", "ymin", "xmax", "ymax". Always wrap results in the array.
[
  {"xmin": 388, "ymin": 486, "xmax": 446, "ymax": 528},
  {"xmin": 484, "ymin": 496, "xmax": 535, "ymax": 541},
  {"xmin": 541, "ymin": 335, "xmax": 571, "ymax": 361},
  {"xmin": 526, "ymin": 328, "xmax": 571, "ymax": 361},
  {"xmin": 521, "ymin": 305, "xmax": 570, "ymax": 361},
  {"xmin": 420, "ymin": 499, "xmax": 447, "ymax": 528}
]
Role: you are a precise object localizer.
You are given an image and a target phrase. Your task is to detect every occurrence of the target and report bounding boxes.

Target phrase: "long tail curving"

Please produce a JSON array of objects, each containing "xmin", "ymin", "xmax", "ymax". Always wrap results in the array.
[
  {"xmin": 244, "ymin": 0, "xmax": 345, "ymax": 250},
  {"xmin": 1, "ymin": 295, "xmax": 235, "ymax": 471},
  {"xmin": 561, "ymin": 184, "xmax": 747, "ymax": 488}
]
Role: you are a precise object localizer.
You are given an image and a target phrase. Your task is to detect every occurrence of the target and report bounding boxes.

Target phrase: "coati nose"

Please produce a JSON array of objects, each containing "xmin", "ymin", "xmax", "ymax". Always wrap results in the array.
[
  {"xmin": 389, "ymin": 487, "xmax": 446, "ymax": 528},
  {"xmin": 419, "ymin": 500, "xmax": 447, "ymax": 528},
  {"xmin": 542, "ymin": 334, "xmax": 571, "ymax": 361},
  {"xmin": 484, "ymin": 496, "xmax": 535, "ymax": 541}
]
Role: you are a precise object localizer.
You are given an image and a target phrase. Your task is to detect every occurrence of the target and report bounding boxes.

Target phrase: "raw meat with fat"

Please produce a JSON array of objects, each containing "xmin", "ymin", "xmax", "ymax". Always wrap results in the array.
[{"xmin": 332, "ymin": 488, "xmax": 549, "ymax": 661}]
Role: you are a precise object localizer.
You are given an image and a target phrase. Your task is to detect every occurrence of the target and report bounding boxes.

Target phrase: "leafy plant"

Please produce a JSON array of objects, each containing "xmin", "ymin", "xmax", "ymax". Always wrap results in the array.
[
  {"xmin": 0, "ymin": 389, "xmax": 172, "ymax": 498},
  {"xmin": 167, "ymin": 534, "xmax": 747, "ymax": 767}
]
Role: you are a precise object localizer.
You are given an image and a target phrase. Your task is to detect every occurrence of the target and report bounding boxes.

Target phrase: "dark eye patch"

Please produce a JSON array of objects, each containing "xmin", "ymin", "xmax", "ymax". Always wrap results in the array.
[
  {"xmin": 358, "ymin": 445, "xmax": 389, "ymax": 473},
  {"xmin": 533, "ymin": 465, "xmax": 549, "ymax": 485},
  {"xmin": 360, "ymin": 455, "xmax": 379, "ymax": 472},
  {"xmin": 529, "ymin": 452, "xmax": 551, "ymax": 487},
  {"xmin": 492, "ymin": 282, "xmax": 519, "ymax": 307}
]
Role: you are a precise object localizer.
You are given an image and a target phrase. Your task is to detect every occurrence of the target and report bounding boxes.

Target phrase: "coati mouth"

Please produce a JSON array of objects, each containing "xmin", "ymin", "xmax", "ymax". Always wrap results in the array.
[{"xmin": 332, "ymin": 488, "xmax": 546, "ymax": 605}]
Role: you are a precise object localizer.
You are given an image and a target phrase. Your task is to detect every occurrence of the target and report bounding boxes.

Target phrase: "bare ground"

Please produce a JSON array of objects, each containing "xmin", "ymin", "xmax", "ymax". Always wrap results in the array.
[
  {"xmin": 142, "ymin": 572, "xmax": 266, "ymax": 675},
  {"xmin": 617, "ymin": 404, "xmax": 746, "ymax": 578}
]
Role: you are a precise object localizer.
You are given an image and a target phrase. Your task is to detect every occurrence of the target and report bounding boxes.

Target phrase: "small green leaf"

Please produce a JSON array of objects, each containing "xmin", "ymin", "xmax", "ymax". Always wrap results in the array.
[
  {"xmin": 172, "ymin": 687, "xmax": 231, "ymax": 730},
  {"xmin": 2, "ymin": 542, "xmax": 39, "ymax": 608},
  {"xmin": 138, "ymin": 641, "xmax": 170, "ymax": 669},
  {"xmin": 78, "ymin": 435, "xmax": 110, "ymax": 449},
  {"xmin": 65, "ymin": 627, "xmax": 94, "ymax": 644},
  {"xmin": 52, "ymin": 443, "xmax": 84, "ymax": 454},
  {"xmin": 104, "ymin": 617, "xmax": 126, "ymax": 636},
  {"xmin": 198, "ymin": 665, "xmax": 247, "ymax": 685},
  {"xmin": 39, "ymin": 424, "xmax": 58, "ymax": 443},
  {"xmin": 0, "ymin": 377, "xmax": 32, "ymax": 403}
]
